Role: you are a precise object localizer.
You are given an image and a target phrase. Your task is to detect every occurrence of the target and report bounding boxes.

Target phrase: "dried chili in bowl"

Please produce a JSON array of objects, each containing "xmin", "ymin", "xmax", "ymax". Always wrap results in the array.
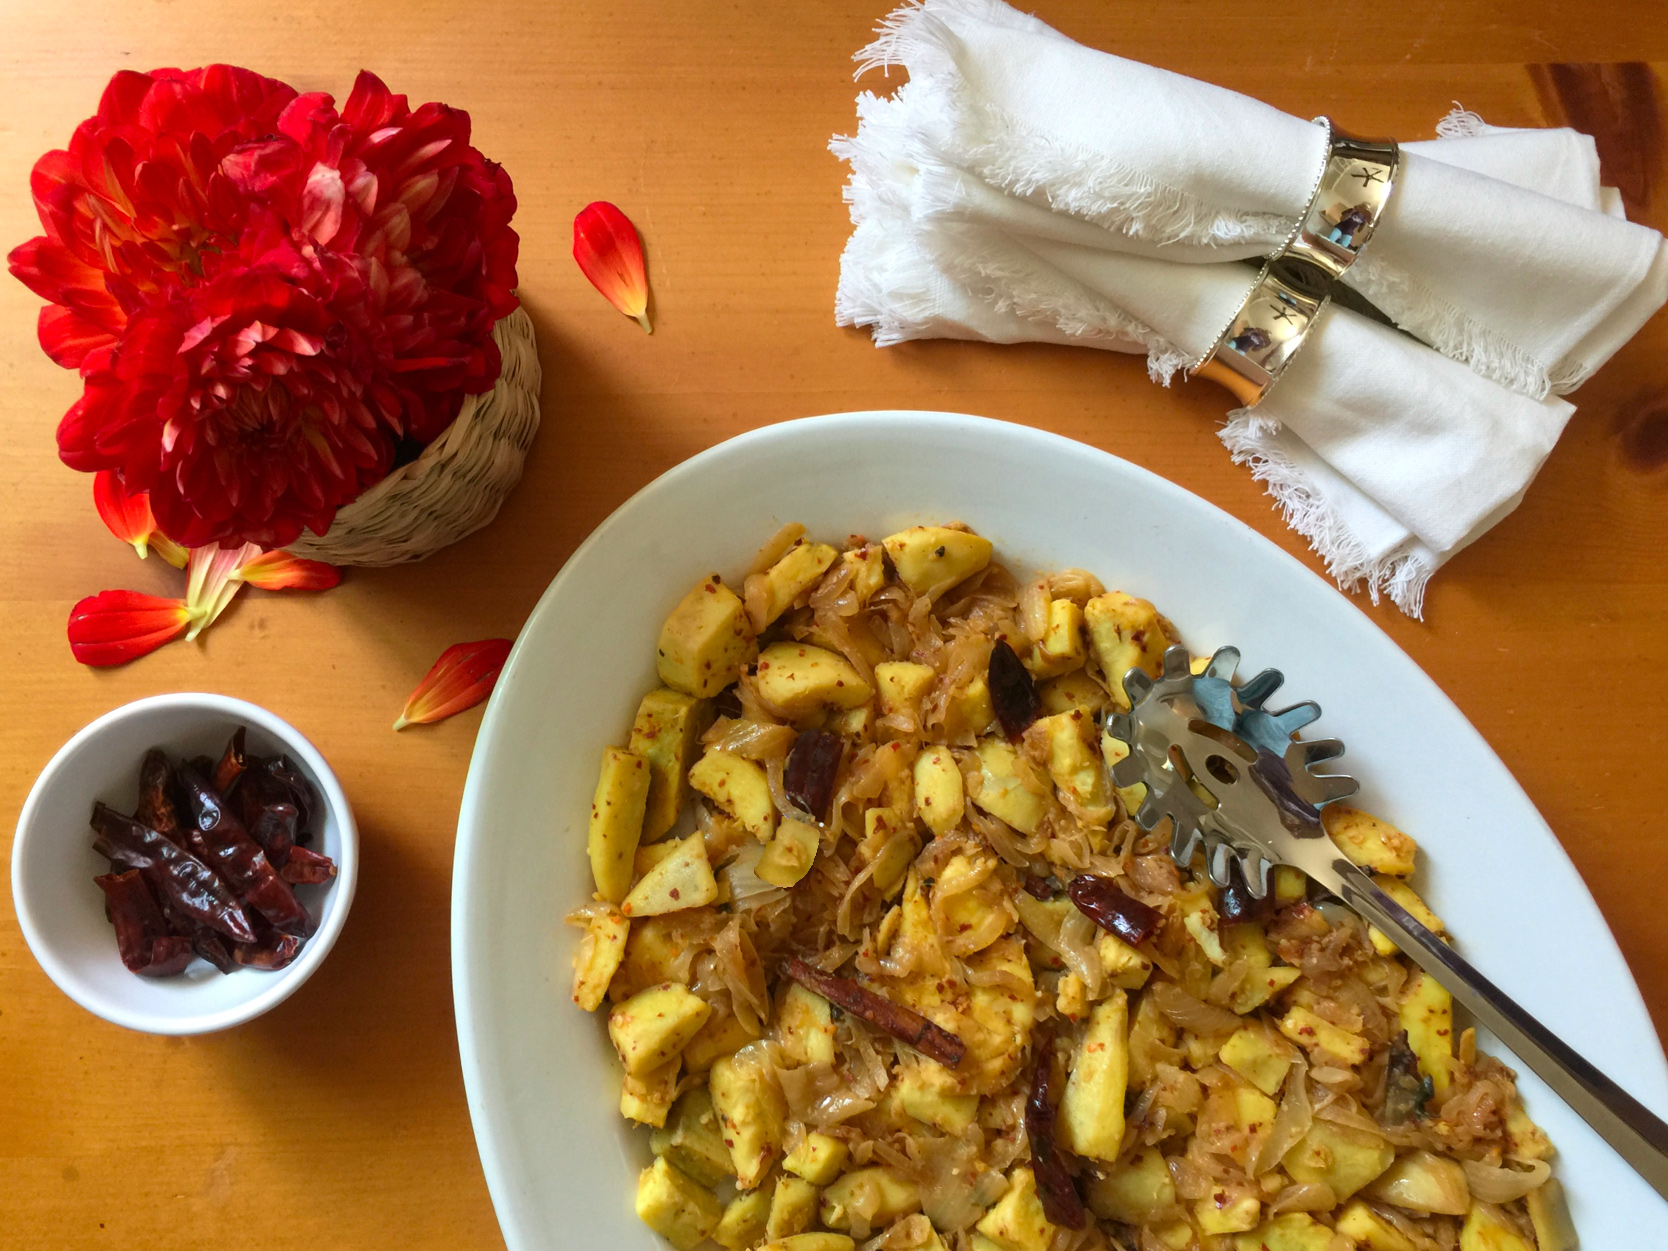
[{"xmin": 89, "ymin": 729, "xmax": 339, "ymax": 977}]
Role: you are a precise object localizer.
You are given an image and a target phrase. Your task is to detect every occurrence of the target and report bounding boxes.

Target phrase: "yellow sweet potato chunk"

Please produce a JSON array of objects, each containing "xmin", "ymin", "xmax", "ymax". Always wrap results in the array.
[
  {"xmin": 758, "ymin": 818, "xmax": 820, "ymax": 888},
  {"xmin": 1219, "ymin": 1024, "xmax": 1296, "ymax": 1097},
  {"xmin": 682, "ymin": 1009, "xmax": 756, "ymax": 1074},
  {"xmin": 621, "ymin": 1056, "xmax": 681, "ymax": 1126},
  {"xmin": 628, "ymin": 687, "xmax": 711, "ymax": 842},
  {"xmin": 621, "ymin": 835, "xmax": 719, "ymax": 918},
  {"xmin": 759, "ymin": 1237, "xmax": 856, "ymax": 1251},
  {"xmin": 588, "ymin": 746, "xmax": 652, "ymax": 904},
  {"xmin": 1525, "ymin": 1179, "xmax": 1578, "ymax": 1251},
  {"xmin": 1460, "ymin": 1201, "xmax": 1535, "ymax": 1251},
  {"xmin": 658, "ymin": 575, "xmax": 758, "ymax": 698},
  {"xmin": 941, "ymin": 676, "xmax": 995, "ymax": 739},
  {"xmin": 1323, "ymin": 805, "xmax": 1419, "ymax": 875},
  {"xmin": 821, "ymin": 1167, "xmax": 922, "ymax": 1232},
  {"xmin": 1336, "ymin": 1200, "xmax": 1418, "ymax": 1251},
  {"xmin": 610, "ymin": 982, "xmax": 713, "ymax": 1076},
  {"xmin": 1059, "ymin": 991, "xmax": 1129, "ymax": 1161},
  {"xmin": 1084, "ymin": 591, "xmax": 1172, "ymax": 710},
  {"xmin": 896, "ymin": 1062, "xmax": 980, "ymax": 1134},
  {"xmin": 1039, "ymin": 710, "xmax": 1109, "ymax": 817},
  {"xmin": 766, "ymin": 1174, "xmax": 821, "ymax": 1241},
  {"xmin": 689, "ymin": 749, "xmax": 777, "ymax": 840},
  {"xmin": 651, "ymin": 1087, "xmax": 737, "ymax": 1188},
  {"xmin": 710, "ymin": 1050, "xmax": 787, "ymax": 1188},
  {"xmin": 975, "ymin": 1167, "xmax": 1058, "ymax": 1251},
  {"xmin": 571, "ymin": 907, "xmax": 629, "ymax": 1011},
  {"xmin": 1282, "ymin": 1120, "xmax": 1394, "ymax": 1201},
  {"xmin": 713, "ymin": 1189, "xmax": 772, "ymax": 1250},
  {"xmin": 1399, "ymin": 969, "xmax": 1455, "ymax": 1099},
  {"xmin": 750, "ymin": 539, "xmax": 839, "ymax": 630},
  {"xmin": 971, "ymin": 739, "xmax": 1047, "ymax": 835},
  {"xmin": 1369, "ymin": 874, "xmax": 1447, "ymax": 955},
  {"xmin": 912, "ymin": 746, "xmax": 965, "ymax": 837},
  {"xmin": 783, "ymin": 1132, "xmax": 849, "ymax": 1185},
  {"xmin": 777, "ymin": 982, "xmax": 836, "ymax": 1068},
  {"xmin": 1196, "ymin": 1193, "xmax": 1262, "ymax": 1235},
  {"xmin": 1279, "ymin": 1004, "xmax": 1372, "ymax": 1067},
  {"xmin": 876, "ymin": 661, "xmax": 937, "ymax": 720},
  {"xmin": 881, "ymin": 525, "xmax": 992, "ymax": 596},
  {"xmin": 1038, "ymin": 669, "xmax": 1110, "ymax": 716},
  {"xmin": 1234, "ymin": 1213, "xmax": 1338, "ymax": 1251},
  {"xmin": 1029, "ymin": 598, "xmax": 1087, "ymax": 679},
  {"xmin": 635, "ymin": 1157, "xmax": 723, "ymax": 1250},
  {"xmin": 1084, "ymin": 1147, "xmax": 1175, "ymax": 1224},
  {"xmin": 754, "ymin": 642, "xmax": 874, "ymax": 718}
]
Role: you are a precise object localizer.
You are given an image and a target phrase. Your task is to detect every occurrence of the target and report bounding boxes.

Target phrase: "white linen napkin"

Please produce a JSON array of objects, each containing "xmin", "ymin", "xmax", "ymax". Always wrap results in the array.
[
  {"xmin": 833, "ymin": 1, "xmax": 1665, "ymax": 616},
  {"xmin": 853, "ymin": 0, "xmax": 1668, "ymax": 399}
]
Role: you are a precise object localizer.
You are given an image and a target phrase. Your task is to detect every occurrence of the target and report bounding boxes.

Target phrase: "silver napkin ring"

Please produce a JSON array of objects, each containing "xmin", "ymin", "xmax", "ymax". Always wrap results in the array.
[
  {"xmin": 1287, "ymin": 120, "xmax": 1399, "ymax": 282},
  {"xmin": 1192, "ymin": 119, "xmax": 1399, "ymax": 406},
  {"xmin": 1191, "ymin": 259, "xmax": 1331, "ymax": 408}
]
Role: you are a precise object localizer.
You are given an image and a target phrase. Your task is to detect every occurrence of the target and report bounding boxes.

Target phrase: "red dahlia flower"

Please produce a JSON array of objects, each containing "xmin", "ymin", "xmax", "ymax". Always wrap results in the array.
[{"xmin": 10, "ymin": 65, "xmax": 519, "ymax": 548}]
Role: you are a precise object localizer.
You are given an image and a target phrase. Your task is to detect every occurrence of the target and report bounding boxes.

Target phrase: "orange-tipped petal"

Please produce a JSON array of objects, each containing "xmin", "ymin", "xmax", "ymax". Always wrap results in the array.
[
  {"xmin": 93, "ymin": 470, "xmax": 157, "ymax": 558},
  {"xmin": 67, "ymin": 590, "xmax": 190, "ymax": 666},
  {"xmin": 234, "ymin": 549, "xmax": 342, "ymax": 591},
  {"xmin": 395, "ymin": 638, "xmax": 513, "ymax": 730},
  {"xmin": 573, "ymin": 201, "xmax": 651, "ymax": 332},
  {"xmin": 184, "ymin": 542, "xmax": 261, "ymax": 639}
]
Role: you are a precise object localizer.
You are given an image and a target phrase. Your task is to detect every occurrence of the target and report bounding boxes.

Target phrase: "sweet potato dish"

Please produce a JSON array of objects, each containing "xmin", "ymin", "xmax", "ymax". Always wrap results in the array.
[{"xmin": 568, "ymin": 523, "xmax": 1571, "ymax": 1251}]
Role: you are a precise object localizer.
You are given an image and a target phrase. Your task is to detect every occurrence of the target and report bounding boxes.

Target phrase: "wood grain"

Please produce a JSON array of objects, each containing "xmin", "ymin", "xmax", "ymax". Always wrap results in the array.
[{"xmin": 0, "ymin": 3, "xmax": 1665, "ymax": 1247}]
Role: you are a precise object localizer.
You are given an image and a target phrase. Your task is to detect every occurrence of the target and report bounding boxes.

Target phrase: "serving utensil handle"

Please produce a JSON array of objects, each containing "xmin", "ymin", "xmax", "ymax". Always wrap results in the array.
[{"xmin": 1324, "ymin": 859, "xmax": 1668, "ymax": 1201}]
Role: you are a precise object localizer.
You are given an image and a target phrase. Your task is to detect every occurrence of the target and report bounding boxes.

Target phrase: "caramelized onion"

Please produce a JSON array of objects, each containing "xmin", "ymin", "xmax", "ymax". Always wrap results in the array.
[
  {"xmin": 1253, "ymin": 1053, "xmax": 1313, "ymax": 1175},
  {"xmin": 1150, "ymin": 981, "xmax": 1242, "ymax": 1036},
  {"xmin": 1462, "ymin": 1158, "xmax": 1551, "ymax": 1203}
]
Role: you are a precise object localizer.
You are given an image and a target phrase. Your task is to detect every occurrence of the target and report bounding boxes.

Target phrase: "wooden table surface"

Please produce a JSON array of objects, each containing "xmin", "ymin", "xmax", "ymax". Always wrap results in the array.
[{"xmin": 1, "ymin": 2, "xmax": 1664, "ymax": 1246}]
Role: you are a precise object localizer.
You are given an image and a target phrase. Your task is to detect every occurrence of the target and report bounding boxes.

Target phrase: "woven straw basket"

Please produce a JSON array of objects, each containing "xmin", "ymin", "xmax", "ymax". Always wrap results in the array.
[{"xmin": 286, "ymin": 306, "xmax": 542, "ymax": 566}]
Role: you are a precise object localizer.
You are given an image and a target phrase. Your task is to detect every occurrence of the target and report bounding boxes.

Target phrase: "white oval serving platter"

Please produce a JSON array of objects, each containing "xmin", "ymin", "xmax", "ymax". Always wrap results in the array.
[{"xmin": 455, "ymin": 411, "xmax": 1668, "ymax": 1249}]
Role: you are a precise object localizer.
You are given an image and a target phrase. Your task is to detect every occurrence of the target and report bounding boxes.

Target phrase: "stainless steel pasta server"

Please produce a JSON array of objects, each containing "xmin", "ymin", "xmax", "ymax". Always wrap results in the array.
[{"xmin": 1106, "ymin": 644, "xmax": 1668, "ymax": 1201}]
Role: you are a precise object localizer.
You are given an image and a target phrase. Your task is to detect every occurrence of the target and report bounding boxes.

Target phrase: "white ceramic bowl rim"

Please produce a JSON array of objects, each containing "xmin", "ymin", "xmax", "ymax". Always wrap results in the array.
[
  {"xmin": 11, "ymin": 691, "xmax": 359, "ymax": 1035},
  {"xmin": 454, "ymin": 411, "xmax": 1668, "ymax": 1250}
]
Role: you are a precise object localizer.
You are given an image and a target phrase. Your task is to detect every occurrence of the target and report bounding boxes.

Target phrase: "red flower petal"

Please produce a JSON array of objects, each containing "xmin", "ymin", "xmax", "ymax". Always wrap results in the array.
[
  {"xmin": 234, "ymin": 549, "xmax": 342, "ymax": 591},
  {"xmin": 395, "ymin": 638, "xmax": 512, "ymax": 730},
  {"xmin": 67, "ymin": 590, "xmax": 190, "ymax": 666},
  {"xmin": 39, "ymin": 305, "xmax": 119, "ymax": 370},
  {"xmin": 573, "ymin": 201, "xmax": 651, "ymax": 332},
  {"xmin": 92, "ymin": 470, "xmax": 156, "ymax": 555}
]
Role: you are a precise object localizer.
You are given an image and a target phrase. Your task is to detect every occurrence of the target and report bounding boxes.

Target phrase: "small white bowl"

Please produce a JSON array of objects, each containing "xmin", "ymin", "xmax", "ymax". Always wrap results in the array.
[{"xmin": 11, "ymin": 693, "xmax": 358, "ymax": 1034}]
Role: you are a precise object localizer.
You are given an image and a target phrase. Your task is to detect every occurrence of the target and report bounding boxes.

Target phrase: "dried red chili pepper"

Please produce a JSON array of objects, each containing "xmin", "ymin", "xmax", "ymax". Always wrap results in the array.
[
  {"xmin": 262, "ymin": 755, "xmax": 318, "ymax": 844},
  {"xmin": 231, "ymin": 915, "xmax": 305, "ymax": 970},
  {"xmin": 279, "ymin": 846, "xmax": 338, "ymax": 886},
  {"xmin": 784, "ymin": 730, "xmax": 843, "ymax": 821},
  {"xmin": 1067, "ymin": 874, "xmax": 1163, "ymax": 946},
  {"xmin": 94, "ymin": 870, "xmax": 194, "ymax": 976},
  {"xmin": 989, "ymin": 638, "xmax": 1041, "ymax": 741},
  {"xmin": 213, "ymin": 727, "xmax": 247, "ymax": 795},
  {"xmin": 1023, "ymin": 876, "xmax": 1057, "ymax": 901},
  {"xmin": 135, "ymin": 748, "xmax": 183, "ymax": 841},
  {"xmin": 243, "ymin": 807, "xmax": 300, "ymax": 867},
  {"xmin": 91, "ymin": 803, "xmax": 257, "ymax": 943},
  {"xmin": 1024, "ymin": 1032, "xmax": 1088, "ymax": 1229},
  {"xmin": 1219, "ymin": 860, "xmax": 1275, "ymax": 924},
  {"xmin": 178, "ymin": 770, "xmax": 315, "ymax": 938},
  {"xmin": 782, "ymin": 957, "xmax": 966, "ymax": 1068}
]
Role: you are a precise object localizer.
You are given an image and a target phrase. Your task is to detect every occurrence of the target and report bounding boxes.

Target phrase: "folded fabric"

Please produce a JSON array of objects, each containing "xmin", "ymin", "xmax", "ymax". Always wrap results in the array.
[
  {"xmin": 833, "ymin": 1, "xmax": 1665, "ymax": 616},
  {"xmin": 853, "ymin": 0, "xmax": 1668, "ymax": 399}
]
